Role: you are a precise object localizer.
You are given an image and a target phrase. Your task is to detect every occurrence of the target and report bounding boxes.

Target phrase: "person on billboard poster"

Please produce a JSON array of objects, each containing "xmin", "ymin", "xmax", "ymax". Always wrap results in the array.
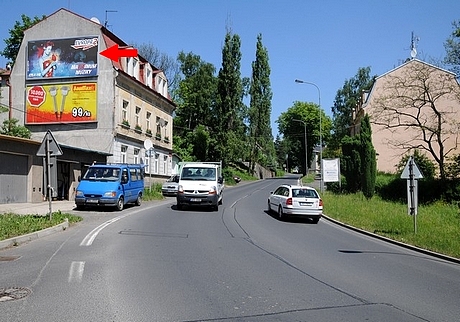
[
  {"xmin": 28, "ymin": 37, "xmax": 99, "ymax": 79},
  {"xmin": 38, "ymin": 41, "xmax": 58, "ymax": 77}
]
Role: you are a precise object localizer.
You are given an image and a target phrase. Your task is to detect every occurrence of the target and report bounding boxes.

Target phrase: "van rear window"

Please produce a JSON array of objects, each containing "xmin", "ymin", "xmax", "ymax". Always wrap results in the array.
[{"xmin": 129, "ymin": 168, "xmax": 144, "ymax": 181}]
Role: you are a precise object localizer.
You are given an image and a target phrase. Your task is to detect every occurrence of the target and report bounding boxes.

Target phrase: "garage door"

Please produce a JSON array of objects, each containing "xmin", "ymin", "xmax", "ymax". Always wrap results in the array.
[{"xmin": 0, "ymin": 152, "xmax": 28, "ymax": 203}]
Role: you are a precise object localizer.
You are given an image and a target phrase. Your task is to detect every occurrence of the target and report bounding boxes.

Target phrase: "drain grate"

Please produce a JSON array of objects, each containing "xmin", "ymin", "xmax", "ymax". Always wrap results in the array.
[{"xmin": 0, "ymin": 287, "xmax": 32, "ymax": 302}]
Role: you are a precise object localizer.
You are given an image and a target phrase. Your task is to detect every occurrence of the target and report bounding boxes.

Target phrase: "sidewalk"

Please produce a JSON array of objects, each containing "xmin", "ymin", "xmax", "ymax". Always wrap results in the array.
[{"xmin": 0, "ymin": 200, "xmax": 77, "ymax": 216}]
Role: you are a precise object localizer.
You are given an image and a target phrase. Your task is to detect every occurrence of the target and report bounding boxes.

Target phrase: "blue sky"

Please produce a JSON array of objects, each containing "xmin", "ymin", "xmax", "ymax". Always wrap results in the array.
[{"xmin": 1, "ymin": 0, "xmax": 459, "ymax": 137}]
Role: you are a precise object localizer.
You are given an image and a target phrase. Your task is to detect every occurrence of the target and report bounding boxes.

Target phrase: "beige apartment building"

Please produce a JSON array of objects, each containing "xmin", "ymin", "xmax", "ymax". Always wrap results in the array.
[
  {"xmin": 353, "ymin": 59, "xmax": 460, "ymax": 174},
  {"xmin": 0, "ymin": 8, "xmax": 176, "ymax": 203}
]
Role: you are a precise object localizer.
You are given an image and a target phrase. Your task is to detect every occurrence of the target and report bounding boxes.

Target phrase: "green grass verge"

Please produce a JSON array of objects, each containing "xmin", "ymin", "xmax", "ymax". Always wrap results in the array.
[
  {"xmin": 0, "ymin": 211, "xmax": 82, "ymax": 241},
  {"xmin": 322, "ymin": 192, "xmax": 460, "ymax": 259},
  {"xmin": 143, "ymin": 182, "xmax": 165, "ymax": 200}
]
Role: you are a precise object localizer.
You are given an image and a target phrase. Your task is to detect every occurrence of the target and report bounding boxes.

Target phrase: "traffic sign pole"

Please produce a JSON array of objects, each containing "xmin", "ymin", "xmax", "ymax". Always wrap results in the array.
[
  {"xmin": 46, "ymin": 137, "xmax": 53, "ymax": 220},
  {"xmin": 409, "ymin": 158, "xmax": 416, "ymax": 234},
  {"xmin": 36, "ymin": 130, "xmax": 63, "ymax": 220},
  {"xmin": 401, "ymin": 156, "xmax": 423, "ymax": 234}
]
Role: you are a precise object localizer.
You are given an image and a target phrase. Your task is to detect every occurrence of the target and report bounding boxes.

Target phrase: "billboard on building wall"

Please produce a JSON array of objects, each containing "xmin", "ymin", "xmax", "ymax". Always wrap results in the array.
[
  {"xmin": 26, "ymin": 37, "xmax": 99, "ymax": 80},
  {"xmin": 25, "ymin": 82, "xmax": 97, "ymax": 124}
]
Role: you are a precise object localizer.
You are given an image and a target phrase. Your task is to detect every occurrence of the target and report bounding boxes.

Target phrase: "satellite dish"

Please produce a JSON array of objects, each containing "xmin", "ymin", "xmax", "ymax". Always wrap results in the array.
[
  {"xmin": 410, "ymin": 48, "xmax": 417, "ymax": 58},
  {"xmin": 143, "ymin": 139, "xmax": 153, "ymax": 150},
  {"xmin": 90, "ymin": 17, "xmax": 101, "ymax": 24}
]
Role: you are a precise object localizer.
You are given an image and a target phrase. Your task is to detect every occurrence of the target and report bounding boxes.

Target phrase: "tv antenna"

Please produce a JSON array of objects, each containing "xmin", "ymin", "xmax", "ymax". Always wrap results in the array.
[
  {"xmin": 410, "ymin": 31, "xmax": 420, "ymax": 59},
  {"xmin": 104, "ymin": 10, "xmax": 118, "ymax": 29}
]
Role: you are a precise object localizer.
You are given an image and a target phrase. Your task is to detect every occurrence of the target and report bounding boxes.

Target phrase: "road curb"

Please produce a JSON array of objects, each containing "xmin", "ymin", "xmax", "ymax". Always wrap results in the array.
[
  {"xmin": 0, "ymin": 218, "xmax": 69, "ymax": 251},
  {"xmin": 321, "ymin": 214, "xmax": 460, "ymax": 264}
]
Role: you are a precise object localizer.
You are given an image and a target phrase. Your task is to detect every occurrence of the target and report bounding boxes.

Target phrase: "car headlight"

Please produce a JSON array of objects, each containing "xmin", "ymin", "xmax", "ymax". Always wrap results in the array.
[
  {"xmin": 76, "ymin": 190, "xmax": 83, "ymax": 197},
  {"xmin": 103, "ymin": 191, "xmax": 117, "ymax": 197}
]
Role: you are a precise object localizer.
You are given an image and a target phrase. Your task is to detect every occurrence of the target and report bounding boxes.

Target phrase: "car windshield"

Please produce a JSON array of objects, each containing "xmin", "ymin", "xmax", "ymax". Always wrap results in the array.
[
  {"xmin": 83, "ymin": 167, "xmax": 120, "ymax": 181},
  {"xmin": 292, "ymin": 188, "xmax": 318, "ymax": 198},
  {"xmin": 166, "ymin": 175, "xmax": 179, "ymax": 182},
  {"xmin": 181, "ymin": 167, "xmax": 216, "ymax": 181}
]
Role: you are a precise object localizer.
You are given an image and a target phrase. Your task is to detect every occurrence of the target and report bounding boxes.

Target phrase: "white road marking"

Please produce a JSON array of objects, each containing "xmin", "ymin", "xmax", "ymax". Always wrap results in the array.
[
  {"xmin": 68, "ymin": 261, "xmax": 85, "ymax": 283},
  {"xmin": 80, "ymin": 215, "xmax": 126, "ymax": 246},
  {"xmin": 79, "ymin": 203, "xmax": 169, "ymax": 246}
]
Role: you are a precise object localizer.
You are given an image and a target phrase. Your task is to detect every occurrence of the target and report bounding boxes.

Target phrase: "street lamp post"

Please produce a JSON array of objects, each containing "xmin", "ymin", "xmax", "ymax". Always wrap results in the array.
[
  {"xmin": 295, "ymin": 79, "xmax": 323, "ymax": 192},
  {"xmin": 292, "ymin": 118, "xmax": 308, "ymax": 177}
]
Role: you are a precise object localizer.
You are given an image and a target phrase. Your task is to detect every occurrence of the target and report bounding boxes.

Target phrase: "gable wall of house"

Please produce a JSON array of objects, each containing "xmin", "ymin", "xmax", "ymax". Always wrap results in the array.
[{"xmin": 360, "ymin": 60, "xmax": 460, "ymax": 174}]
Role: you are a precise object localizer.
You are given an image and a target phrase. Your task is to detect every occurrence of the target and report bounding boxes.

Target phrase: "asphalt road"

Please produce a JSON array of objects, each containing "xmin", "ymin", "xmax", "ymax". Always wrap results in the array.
[{"xmin": 1, "ymin": 177, "xmax": 459, "ymax": 321}]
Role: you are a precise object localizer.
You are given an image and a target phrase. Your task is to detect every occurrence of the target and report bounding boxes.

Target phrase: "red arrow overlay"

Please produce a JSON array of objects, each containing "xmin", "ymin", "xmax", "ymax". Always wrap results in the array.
[{"xmin": 100, "ymin": 44, "xmax": 138, "ymax": 62}]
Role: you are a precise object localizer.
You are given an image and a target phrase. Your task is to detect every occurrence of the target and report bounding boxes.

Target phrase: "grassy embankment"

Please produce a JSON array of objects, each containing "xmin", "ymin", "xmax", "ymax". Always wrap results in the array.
[
  {"xmin": 297, "ymin": 172, "xmax": 460, "ymax": 259},
  {"xmin": 321, "ymin": 192, "xmax": 460, "ymax": 259},
  {"xmin": 0, "ymin": 212, "xmax": 83, "ymax": 241}
]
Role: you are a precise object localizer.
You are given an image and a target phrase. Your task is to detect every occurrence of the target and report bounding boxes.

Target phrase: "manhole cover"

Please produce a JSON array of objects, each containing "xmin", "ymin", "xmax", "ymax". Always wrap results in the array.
[{"xmin": 0, "ymin": 287, "xmax": 32, "ymax": 302}]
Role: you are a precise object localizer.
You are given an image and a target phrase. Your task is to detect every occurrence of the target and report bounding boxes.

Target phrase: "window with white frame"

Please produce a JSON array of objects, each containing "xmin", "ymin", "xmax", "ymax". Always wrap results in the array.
[
  {"xmin": 133, "ymin": 59, "xmax": 139, "ymax": 80},
  {"xmin": 145, "ymin": 155, "xmax": 150, "ymax": 174},
  {"xmin": 146, "ymin": 68, "xmax": 152, "ymax": 89},
  {"xmin": 164, "ymin": 120, "xmax": 168, "ymax": 140},
  {"xmin": 134, "ymin": 148, "xmax": 140, "ymax": 164},
  {"xmin": 156, "ymin": 116, "xmax": 161, "ymax": 138},
  {"xmin": 162, "ymin": 78, "xmax": 167, "ymax": 96},
  {"xmin": 154, "ymin": 154, "xmax": 159, "ymax": 174},
  {"xmin": 135, "ymin": 106, "xmax": 141, "ymax": 127},
  {"xmin": 127, "ymin": 57, "xmax": 133, "ymax": 76},
  {"xmin": 122, "ymin": 100, "xmax": 129, "ymax": 123},
  {"xmin": 121, "ymin": 145, "xmax": 127, "ymax": 163},
  {"xmin": 146, "ymin": 112, "xmax": 151, "ymax": 133},
  {"xmin": 156, "ymin": 77, "xmax": 161, "ymax": 93},
  {"xmin": 163, "ymin": 155, "xmax": 168, "ymax": 174},
  {"xmin": 155, "ymin": 75, "xmax": 167, "ymax": 97}
]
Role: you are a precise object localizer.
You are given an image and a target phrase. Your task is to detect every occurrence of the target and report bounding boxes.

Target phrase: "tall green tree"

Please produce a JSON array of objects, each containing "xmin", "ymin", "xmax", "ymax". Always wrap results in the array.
[
  {"xmin": 331, "ymin": 67, "xmax": 375, "ymax": 152},
  {"xmin": 248, "ymin": 34, "xmax": 274, "ymax": 172},
  {"xmin": 444, "ymin": 20, "xmax": 460, "ymax": 76},
  {"xmin": 173, "ymin": 52, "xmax": 217, "ymax": 161},
  {"xmin": 2, "ymin": 14, "xmax": 45, "ymax": 65},
  {"xmin": 341, "ymin": 114, "xmax": 376, "ymax": 196},
  {"xmin": 216, "ymin": 31, "xmax": 247, "ymax": 166},
  {"xmin": 360, "ymin": 114, "xmax": 376, "ymax": 199},
  {"xmin": 341, "ymin": 135, "xmax": 361, "ymax": 193},
  {"xmin": 277, "ymin": 101, "xmax": 331, "ymax": 174}
]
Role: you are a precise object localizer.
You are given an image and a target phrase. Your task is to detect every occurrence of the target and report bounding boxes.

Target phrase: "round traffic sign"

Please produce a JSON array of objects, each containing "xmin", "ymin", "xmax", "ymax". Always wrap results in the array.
[{"xmin": 27, "ymin": 86, "xmax": 46, "ymax": 107}]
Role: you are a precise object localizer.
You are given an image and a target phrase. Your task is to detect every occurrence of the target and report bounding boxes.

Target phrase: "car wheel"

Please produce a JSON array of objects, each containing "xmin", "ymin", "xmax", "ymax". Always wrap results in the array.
[
  {"xmin": 116, "ymin": 197, "xmax": 124, "ymax": 211},
  {"xmin": 135, "ymin": 194, "xmax": 142, "ymax": 206},
  {"xmin": 176, "ymin": 203, "xmax": 182, "ymax": 210},
  {"xmin": 267, "ymin": 200, "xmax": 272, "ymax": 213},
  {"xmin": 213, "ymin": 204, "xmax": 219, "ymax": 211},
  {"xmin": 278, "ymin": 205, "xmax": 284, "ymax": 220},
  {"xmin": 311, "ymin": 217, "xmax": 320, "ymax": 224},
  {"xmin": 76, "ymin": 205, "xmax": 85, "ymax": 211}
]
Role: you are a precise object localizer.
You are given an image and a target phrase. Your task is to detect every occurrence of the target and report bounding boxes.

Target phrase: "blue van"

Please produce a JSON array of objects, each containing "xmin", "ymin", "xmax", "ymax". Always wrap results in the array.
[{"xmin": 75, "ymin": 163, "xmax": 144, "ymax": 211}]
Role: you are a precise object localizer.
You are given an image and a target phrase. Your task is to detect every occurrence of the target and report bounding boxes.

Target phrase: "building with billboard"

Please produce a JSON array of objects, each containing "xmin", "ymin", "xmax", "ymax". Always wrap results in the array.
[{"xmin": 2, "ymin": 8, "xmax": 176, "ymax": 203}]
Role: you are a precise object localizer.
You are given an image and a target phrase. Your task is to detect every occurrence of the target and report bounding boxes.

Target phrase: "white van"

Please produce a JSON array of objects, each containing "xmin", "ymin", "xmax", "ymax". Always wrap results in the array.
[{"xmin": 176, "ymin": 162, "xmax": 224, "ymax": 211}]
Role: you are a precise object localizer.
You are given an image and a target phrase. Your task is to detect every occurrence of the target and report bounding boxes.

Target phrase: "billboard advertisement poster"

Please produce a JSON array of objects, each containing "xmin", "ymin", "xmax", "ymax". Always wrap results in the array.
[
  {"xmin": 26, "ymin": 37, "xmax": 99, "ymax": 80},
  {"xmin": 26, "ymin": 83, "xmax": 97, "ymax": 124}
]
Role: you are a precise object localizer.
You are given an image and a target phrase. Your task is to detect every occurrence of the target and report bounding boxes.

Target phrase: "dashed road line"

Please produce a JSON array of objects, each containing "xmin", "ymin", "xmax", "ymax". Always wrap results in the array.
[{"xmin": 68, "ymin": 261, "xmax": 85, "ymax": 283}]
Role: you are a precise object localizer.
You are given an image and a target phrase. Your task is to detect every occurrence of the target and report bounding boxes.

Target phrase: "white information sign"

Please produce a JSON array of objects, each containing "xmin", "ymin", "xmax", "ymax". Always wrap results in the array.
[{"xmin": 322, "ymin": 158, "xmax": 340, "ymax": 183}]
